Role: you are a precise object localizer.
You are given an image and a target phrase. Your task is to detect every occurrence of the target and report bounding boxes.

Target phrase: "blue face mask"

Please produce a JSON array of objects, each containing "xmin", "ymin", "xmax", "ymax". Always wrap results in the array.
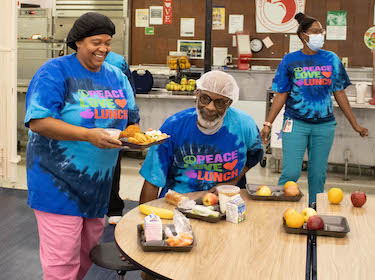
[{"xmin": 304, "ymin": 33, "xmax": 324, "ymax": 52}]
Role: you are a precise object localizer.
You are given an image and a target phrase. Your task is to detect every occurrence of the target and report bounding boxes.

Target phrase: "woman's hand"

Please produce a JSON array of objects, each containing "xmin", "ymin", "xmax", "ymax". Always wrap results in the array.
[
  {"xmin": 86, "ymin": 128, "xmax": 123, "ymax": 149},
  {"xmin": 353, "ymin": 125, "xmax": 368, "ymax": 138},
  {"xmin": 260, "ymin": 126, "xmax": 271, "ymax": 144}
]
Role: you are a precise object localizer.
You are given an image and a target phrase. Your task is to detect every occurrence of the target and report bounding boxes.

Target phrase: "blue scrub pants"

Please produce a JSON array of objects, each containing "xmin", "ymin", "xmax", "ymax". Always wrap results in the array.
[{"xmin": 278, "ymin": 118, "xmax": 336, "ymax": 205}]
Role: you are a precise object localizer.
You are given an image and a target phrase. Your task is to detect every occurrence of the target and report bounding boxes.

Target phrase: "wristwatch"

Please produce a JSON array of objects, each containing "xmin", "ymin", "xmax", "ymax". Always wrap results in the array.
[{"xmin": 263, "ymin": 121, "xmax": 272, "ymax": 128}]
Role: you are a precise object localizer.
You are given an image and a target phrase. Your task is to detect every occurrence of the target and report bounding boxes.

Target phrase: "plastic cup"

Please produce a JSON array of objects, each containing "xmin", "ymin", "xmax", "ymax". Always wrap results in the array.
[
  {"xmin": 104, "ymin": 128, "xmax": 121, "ymax": 139},
  {"xmin": 216, "ymin": 185, "xmax": 240, "ymax": 213}
]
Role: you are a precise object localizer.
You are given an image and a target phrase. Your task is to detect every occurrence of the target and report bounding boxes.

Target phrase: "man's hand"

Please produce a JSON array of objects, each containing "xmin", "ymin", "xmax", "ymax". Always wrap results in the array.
[
  {"xmin": 260, "ymin": 126, "xmax": 271, "ymax": 144},
  {"xmin": 86, "ymin": 128, "xmax": 123, "ymax": 149}
]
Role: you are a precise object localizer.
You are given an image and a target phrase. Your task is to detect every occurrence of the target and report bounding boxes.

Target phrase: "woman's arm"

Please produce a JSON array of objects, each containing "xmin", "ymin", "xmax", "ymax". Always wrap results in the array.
[
  {"xmin": 29, "ymin": 117, "xmax": 123, "ymax": 149},
  {"xmin": 333, "ymin": 90, "xmax": 368, "ymax": 137},
  {"xmin": 260, "ymin": 92, "xmax": 289, "ymax": 144}
]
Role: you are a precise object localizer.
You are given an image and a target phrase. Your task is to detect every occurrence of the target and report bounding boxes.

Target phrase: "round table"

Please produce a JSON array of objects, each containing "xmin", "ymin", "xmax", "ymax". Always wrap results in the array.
[{"xmin": 115, "ymin": 190, "xmax": 309, "ymax": 280}]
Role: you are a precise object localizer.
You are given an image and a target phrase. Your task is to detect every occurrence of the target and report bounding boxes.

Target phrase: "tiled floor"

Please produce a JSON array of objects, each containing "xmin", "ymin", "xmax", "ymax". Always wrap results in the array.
[{"xmin": 11, "ymin": 152, "xmax": 375, "ymax": 200}]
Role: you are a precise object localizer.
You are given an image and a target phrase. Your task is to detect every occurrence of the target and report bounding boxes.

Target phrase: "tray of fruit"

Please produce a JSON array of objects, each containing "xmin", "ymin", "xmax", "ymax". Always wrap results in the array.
[
  {"xmin": 137, "ymin": 224, "xmax": 197, "ymax": 252},
  {"xmin": 282, "ymin": 207, "xmax": 350, "ymax": 238},
  {"xmin": 176, "ymin": 193, "xmax": 225, "ymax": 223},
  {"xmin": 118, "ymin": 125, "xmax": 170, "ymax": 150},
  {"xmin": 246, "ymin": 182, "xmax": 304, "ymax": 201},
  {"xmin": 166, "ymin": 78, "xmax": 196, "ymax": 94}
]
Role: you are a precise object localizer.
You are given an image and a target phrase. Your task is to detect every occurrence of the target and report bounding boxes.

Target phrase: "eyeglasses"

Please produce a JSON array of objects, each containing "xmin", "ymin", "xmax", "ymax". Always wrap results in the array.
[
  {"xmin": 198, "ymin": 93, "xmax": 230, "ymax": 110},
  {"xmin": 305, "ymin": 29, "xmax": 326, "ymax": 35}
]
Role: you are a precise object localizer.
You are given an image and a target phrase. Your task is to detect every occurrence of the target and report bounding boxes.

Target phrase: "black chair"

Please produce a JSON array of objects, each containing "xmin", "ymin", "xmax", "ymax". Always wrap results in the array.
[{"xmin": 89, "ymin": 242, "xmax": 139, "ymax": 280}]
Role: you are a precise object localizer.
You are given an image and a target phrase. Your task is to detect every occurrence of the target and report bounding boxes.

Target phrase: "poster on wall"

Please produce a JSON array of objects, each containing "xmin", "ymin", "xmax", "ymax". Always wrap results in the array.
[
  {"xmin": 228, "ymin": 15, "xmax": 244, "ymax": 34},
  {"xmin": 180, "ymin": 18, "xmax": 195, "ymax": 37},
  {"xmin": 326, "ymin": 11, "xmax": 347, "ymax": 40},
  {"xmin": 213, "ymin": 7, "xmax": 225, "ymax": 30},
  {"xmin": 163, "ymin": 0, "xmax": 173, "ymax": 24},
  {"xmin": 135, "ymin": 9, "xmax": 149, "ymax": 27},
  {"xmin": 177, "ymin": 40, "xmax": 205, "ymax": 59},
  {"xmin": 289, "ymin": 35, "xmax": 303, "ymax": 52},
  {"xmin": 255, "ymin": 0, "xmax": 305, "ymax": 33},
  {"xmin": 149, "ymin": 6, "xmax": 163, "ymax": 25}
]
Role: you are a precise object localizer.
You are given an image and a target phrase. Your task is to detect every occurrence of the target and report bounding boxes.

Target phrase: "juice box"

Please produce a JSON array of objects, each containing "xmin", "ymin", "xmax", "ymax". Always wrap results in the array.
[
  {"xmin": 226, "ymin": 194, "xmax": 246, "ymax": 224},
  {"xmin": 144, "ymin": 212, "xmax": 163, "ymax": 242}
]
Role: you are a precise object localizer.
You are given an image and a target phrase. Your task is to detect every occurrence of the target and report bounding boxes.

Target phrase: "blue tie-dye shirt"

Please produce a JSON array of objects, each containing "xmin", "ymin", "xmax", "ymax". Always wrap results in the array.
[
  {"xmin": 140, "ymin": 107, "xmax": 263, "ymax": 197},
  {"xmin": 25, "ymin": 53, "xmax": 139, "ymax": 218},
  {"xmin": 272, "ymin": 49, "xmax": 351, "ymax": 123}
]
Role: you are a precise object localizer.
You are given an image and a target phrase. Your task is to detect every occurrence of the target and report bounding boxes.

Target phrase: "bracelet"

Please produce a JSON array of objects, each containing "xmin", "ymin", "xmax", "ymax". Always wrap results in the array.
[{"xmin": 263, "ymin": 121, "xmax": 272, "ymax": 128}]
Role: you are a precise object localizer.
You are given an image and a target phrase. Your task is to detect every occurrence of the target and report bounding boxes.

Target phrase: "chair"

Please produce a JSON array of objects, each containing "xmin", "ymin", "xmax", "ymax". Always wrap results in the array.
[{"xmin": 89, "ymin": 242, "xmax": 139, "ymax": 280}]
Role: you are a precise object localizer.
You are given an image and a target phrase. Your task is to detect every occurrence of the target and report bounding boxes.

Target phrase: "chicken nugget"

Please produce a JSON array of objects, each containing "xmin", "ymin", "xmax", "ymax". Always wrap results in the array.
[
  {"xmin": 120, "ymin": 125, "xmax": 141, "ymax": 138},
  {"xmin": 128, "ymin": 137, "xmax": 139, "ymax": 144},
  {"xmin": 144, "ymin": 134, "xmax": 156, "ymax": 144},
  {"xmin": 134, "ymin": 133, "xmax": 148, "ymax": 144}
]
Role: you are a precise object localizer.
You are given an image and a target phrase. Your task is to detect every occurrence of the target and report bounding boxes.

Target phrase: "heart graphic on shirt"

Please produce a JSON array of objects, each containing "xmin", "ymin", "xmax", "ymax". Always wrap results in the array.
[
  {"xmin": 295, "ymin": 80, "xmax": 304, "ymax": 86},
  {"xmin": 115, "ymin": 99, "xmax": 127, "ymax": 108},
  {"xmin": 321, "ymin": 71, "xmax": 332, "ymax": 78},
  {"xmin": 165, "ymin": 2, "xmax": 171, "ymax": 8},
  {"xmin": 185, "ymin": 170, "xmax": 198, "ymax": 179},
  {"xmin": 80, "ymin": 109, "xmax": 94, "ymax": 119},
  {"xmin": 223, "ymin": 159, "xmax": 238, "ymax": 171}
]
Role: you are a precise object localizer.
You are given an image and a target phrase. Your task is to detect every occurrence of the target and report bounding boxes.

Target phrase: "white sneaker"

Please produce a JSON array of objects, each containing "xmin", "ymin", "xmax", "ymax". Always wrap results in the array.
[{"xmin": 108, "ymin": 216, "xmax": 122, "ymax": 225}]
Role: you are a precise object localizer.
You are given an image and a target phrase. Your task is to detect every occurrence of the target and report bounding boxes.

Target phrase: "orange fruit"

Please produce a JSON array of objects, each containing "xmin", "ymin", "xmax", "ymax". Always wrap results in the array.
[
  {"xmin": 285, "ymin": 212, "xmax": 304, "ymax": 228},
  {"xmin": 284, "ymin": 181, "xmax": 297, "ymax": 190},
  {"xmin": 283, "ymin": 208, "xmax": 297, "ymax": 220},
  {"xmin": 328, "ymin": 188, "xmax": 343, "ymax": 204}
]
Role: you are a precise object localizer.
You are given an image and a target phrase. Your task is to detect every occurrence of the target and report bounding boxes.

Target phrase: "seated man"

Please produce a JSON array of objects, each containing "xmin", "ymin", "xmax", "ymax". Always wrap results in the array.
[{"xmin": 139, "ymin": 71, "xmax": 263, "ymax": 203}]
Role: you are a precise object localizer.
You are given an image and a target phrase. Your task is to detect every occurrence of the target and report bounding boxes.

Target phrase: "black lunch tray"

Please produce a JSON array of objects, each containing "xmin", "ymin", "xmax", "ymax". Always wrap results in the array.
[
  {"xmin": 120, "ymin": 136, "xmax": 169, "ymax": 150},
  {"xmin": 283, "ymin": 215, "xmax": 350, "ymax": 238},
  {"xmin": 246, "ymin": 184, "xmax": 304, "ymax": 202},
  {"xmin": 176, "ymin": 197, "xmax": 225, "ymax": 223},
  {"xmin": 137, "ymin": 224, "xmax": 197, "ymax": 252}
]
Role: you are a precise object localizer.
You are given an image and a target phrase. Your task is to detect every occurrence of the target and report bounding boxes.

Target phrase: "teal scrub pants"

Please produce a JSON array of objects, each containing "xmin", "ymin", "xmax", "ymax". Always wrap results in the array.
[{"xmin": 278, "ymin": 118, "xmax": 336, "ymax": 205}]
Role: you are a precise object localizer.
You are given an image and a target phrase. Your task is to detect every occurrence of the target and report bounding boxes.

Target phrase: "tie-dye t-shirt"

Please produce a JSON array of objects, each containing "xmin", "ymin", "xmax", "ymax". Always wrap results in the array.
[
  {"xmin": 140, "ymin": 107, "xmax": 263, "ymax": 197},
  {"xmin": 272, "ymin": 50, "xmax": 351, "ymax": 123},
  {"xmin": 25, "ymin": 54, "xmax": 139, "ymax": 218}
]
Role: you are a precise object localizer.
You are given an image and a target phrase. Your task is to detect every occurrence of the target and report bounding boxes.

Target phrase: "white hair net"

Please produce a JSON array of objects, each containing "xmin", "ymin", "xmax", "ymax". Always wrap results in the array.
[{"xmin": 196, "ymin": 70, "xmax": 240, "ymax": 103}]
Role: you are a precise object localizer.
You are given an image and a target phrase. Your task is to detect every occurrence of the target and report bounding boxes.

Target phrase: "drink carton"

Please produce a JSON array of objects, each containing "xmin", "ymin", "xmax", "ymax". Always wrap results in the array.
[
  {"xmin": 226, "ymin": 194, "xmax": 246, "ymax": 224},
  {"xmin": 144, "ymin": 212, "xmax": 163, "ymax": 241}
]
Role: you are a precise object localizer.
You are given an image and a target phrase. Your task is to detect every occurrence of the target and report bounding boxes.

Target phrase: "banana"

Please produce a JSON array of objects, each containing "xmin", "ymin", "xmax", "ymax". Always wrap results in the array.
[{"xmin": 139, "ymin": 204, "xmax": 173, "ymax": 219}]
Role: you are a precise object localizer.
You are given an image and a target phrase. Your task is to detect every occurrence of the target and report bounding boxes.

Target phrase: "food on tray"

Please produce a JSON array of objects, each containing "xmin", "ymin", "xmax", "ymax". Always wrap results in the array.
[
  {"xmin": 283, "ymin": 208, "xmax": 297, "ymax": 220},
  {"xmin": 256, "ymin": 185, "xmax": 272, "ymax": 196},
  {"xmin": 202, "ymin": 193, "xmax": 218, "ymax": 206},
  {"xmin": 165, "ymin": 190, "xmax": 188, "ymax": 205},
  {"xmin": 217, "ymin": 186, "xmax": 240, "ymax": 213},
  {"xmin": 139, "ymin": 204, "xmax": 173, "ymax": 219},
  {"xmin": 165, "ymin": 232, "xmax": 194, "ymax": 247},
  {"xmin": 144, "ymin": 212, "xmax": 163, "ymax": 242},
  {"xmin": 165, "ymin": 78, "xmax": 196, "ymax": 92},
  {"xmin": 119, "ymin": 124, "xmax": 141, "ymax": 138},
  {"xmin": 328, "ymin": 188, "xmax": 343, "ymax": 205},
  {"xmin": 307, "ymin": 215, "xmax": 324, "ymax": 230},
  {"xmin": 284, "ymin": 184, "xmax": 300, "ymax": 196},
  {"xmin": 145, "ymin": 130, "xmax": 169, "ymax": 142},
  {"xmin": 301, "ymin": 207, "xmax": 317, "ymax": 223},
  {"xmin": 284, "ymin": 181, "xmax": 298, "ymax": 191},
  {"xmin": 189, "ymin": 205, "xmax": 220, "ymax": 218},
  {"xmin": 285, "ymin": 211, "xmax": 304, "ymax": 229},
  {"xmin": 351, "ymin": 191, "xmax": 367, "ymax": 207}
]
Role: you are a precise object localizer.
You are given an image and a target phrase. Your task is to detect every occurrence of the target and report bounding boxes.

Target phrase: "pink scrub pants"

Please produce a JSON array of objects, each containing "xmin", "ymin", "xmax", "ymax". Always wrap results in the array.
[{"xmin": 34, "ymin": 209, "xmax": 105, "ymax": 280}]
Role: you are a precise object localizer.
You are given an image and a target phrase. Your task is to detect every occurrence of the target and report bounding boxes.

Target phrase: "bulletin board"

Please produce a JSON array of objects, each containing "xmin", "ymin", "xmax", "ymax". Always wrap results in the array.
[{"xmin": 130, "ymin": 0, "xmax": 375, "ymax": 68}]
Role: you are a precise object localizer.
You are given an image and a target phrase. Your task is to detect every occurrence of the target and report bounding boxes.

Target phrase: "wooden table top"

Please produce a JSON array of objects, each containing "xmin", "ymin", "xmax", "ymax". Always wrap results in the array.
[
  {"xmin": 115, "ymin": 190, "xmax": 309, "ymax": 280},
  {"xmin": 316, "ymin": 193, "xmax": 375, "ymax": 280}
]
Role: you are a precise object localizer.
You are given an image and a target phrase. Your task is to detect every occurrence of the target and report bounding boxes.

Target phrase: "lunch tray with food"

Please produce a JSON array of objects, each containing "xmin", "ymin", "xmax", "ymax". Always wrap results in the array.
[
  {"xmin": 283, "ymin": 215, "xmax": 350, "ymax": 238},
  {"xmin": 246, "ymin": 184, "xmax": 304, "ymax": 202},
  {"xmin": 119, "ymin": 125, "xmax": 170, "ymax": 150},
  {"xmin": 176, "ymin": 198, "xmax": 225, "ymax": 223},
  {"xmin": 137, "ymin": 224, "xmax": 197, "ymax": 252}
]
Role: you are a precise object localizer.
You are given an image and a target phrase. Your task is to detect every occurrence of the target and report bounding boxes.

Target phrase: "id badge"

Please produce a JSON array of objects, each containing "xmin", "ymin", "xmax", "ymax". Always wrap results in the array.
[{"xmin": 283, "ymin": 119, "xmax": 293, "ymax": 133}]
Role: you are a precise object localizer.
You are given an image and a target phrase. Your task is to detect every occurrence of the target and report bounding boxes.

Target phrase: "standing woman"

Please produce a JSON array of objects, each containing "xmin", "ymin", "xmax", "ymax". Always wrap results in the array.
[
  {"xmin": 260, "ymin": 13, "xmax": 368, "ymax": 205},
  {"xmin": 25, "ymin": 13, "xmax": 139, "ymax": 279}
]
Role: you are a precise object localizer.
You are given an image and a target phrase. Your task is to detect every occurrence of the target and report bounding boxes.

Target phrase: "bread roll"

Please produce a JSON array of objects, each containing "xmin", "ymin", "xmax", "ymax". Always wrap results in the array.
[{"xmin": 165, "ymin": 190, "xmax": 188, "ymax": 205}]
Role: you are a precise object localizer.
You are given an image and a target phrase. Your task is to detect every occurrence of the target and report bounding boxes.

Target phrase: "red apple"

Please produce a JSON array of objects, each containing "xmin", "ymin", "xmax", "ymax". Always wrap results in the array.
[
  {"xmin": 351, "ymin": 191, "xmax": 367, "ymax": 207},
  {"xmin": 202, "ymin": 193, "xmax": 218, "ymax": 206},
  {"xmin": 307, "ymin": 215, "xmax": 324, "ymax": 230}
]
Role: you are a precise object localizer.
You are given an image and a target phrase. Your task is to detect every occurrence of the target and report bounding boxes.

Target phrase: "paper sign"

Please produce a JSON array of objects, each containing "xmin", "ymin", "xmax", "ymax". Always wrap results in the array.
[
  {"xmin": 229, "ymin": 15, "xmax": 244, "ymax": 34},
  {"xmin": 213, "ymin": 47, "xmax": 228, "ymax": 66},
  {"xmin": 145, "ymin": 27, "xmax": 154, "ymax": 35},
  {"xmin": 180, "ymin": 18, "xmax": 195, "ymax": 37},
  {"xmin": 163, "ymin": 0, "xmax": 173, "ymax": 24},
  {"xmin": 327, "ymin": 11, "xmax": 347, "ymax": 40},
  {"xmin": 289, "ymin": 35, "xmax": 303, "ymax": 53},
  {"xmin": 135, "ymin": 9, "xmax": 149, "ymax": 27},
  {"xmin": 262, "ymin": 36, "xmax": 274, "ymax": 48},
  {"xmin": 149, "ymin": 6, "xmax": 163, "ymax": 25},
  {"xmin": 213, "ymin": 7, "xmax": 225, "ymax": 30}
]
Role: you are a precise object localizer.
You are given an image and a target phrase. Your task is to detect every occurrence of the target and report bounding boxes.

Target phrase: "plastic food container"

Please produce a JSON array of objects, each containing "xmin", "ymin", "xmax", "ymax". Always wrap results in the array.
[
  {"xmin": 104, "ymin": 128, "xmax": 121, "ymax": 139},
  {"xmin": 216, "ymin": 186, "xmax": 240, "ymax": 213}
]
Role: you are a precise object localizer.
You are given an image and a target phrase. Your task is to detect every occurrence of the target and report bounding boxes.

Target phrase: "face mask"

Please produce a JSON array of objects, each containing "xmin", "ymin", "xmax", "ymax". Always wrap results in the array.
[{"xmin": 304, "ymin": 33, "xmax": 324, "ymax": 52}]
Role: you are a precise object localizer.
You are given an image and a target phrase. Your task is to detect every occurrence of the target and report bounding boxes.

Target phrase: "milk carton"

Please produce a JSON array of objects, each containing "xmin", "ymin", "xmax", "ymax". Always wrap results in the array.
[
  {"xmin": 226, "ymin": 194, "xmax": 246, "ymax": 224},
  {"xmin": 144, "ymin": 212, "xmax": 163, "ymax": 242}
]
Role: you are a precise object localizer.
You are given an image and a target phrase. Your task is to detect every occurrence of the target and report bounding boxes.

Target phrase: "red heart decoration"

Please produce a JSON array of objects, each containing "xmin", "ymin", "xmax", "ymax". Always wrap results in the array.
[
  {"xmin": 223, "ymin": 159, "xmax": 238, "ymax": 170},
  {"xmin": 321, "ymin": 71, "xmax": 332, "ymax": 78},
  {"xmin": 115, "ymin": 99, "xmax": 127, "ymax": 108}
]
